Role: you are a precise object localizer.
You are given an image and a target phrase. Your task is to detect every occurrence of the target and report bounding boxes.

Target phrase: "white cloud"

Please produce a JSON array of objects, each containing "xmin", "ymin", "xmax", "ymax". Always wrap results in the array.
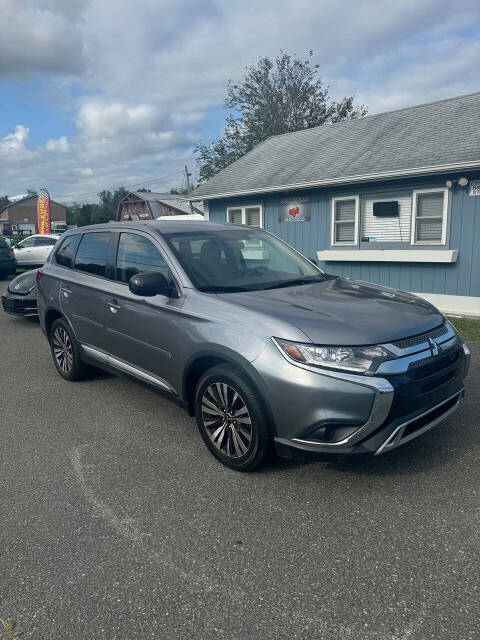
[
  {"xmin": 9, "ymin": 193, "xmax": 29, "ymax": 203},
  {"xmin": 76, "ymin": 101, "xmax": 159, "ymax": 138},
  {"xmin": 45, "ymin": 136, "xmax": 70, "ymax": 152},
  {"xmin": 0, "ymin": 0, "xmax": 85, "ymax": 76},
  {"xmin": 80, "ymin": 168, "xmax": 93, "ymax": 177},
  {"xmin": 0, "ymin": 125, "xmax": 36, "ymax": 161}
]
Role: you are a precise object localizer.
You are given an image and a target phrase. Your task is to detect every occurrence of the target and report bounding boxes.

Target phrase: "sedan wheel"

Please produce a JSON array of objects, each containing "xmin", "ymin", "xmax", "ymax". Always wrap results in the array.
[{"xmin": 201, "ymin": 383, "xmax": 253, "ymax": 458}]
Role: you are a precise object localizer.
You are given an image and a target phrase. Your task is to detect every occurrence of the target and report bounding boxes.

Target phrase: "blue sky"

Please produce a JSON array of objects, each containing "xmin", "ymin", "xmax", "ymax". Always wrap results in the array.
[{"xmin": 0, "ymin": 0, "xmax": 479, "ymax": 203}]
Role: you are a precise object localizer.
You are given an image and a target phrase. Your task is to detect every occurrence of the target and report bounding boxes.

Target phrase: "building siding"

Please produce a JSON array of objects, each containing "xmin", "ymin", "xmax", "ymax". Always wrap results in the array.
[{"xmin": 207, "ymin": 171, "xmax": 480, "ymax": 297}]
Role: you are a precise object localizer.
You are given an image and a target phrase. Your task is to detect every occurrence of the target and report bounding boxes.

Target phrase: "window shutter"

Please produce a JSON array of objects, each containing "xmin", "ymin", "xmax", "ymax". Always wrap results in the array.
[
  {"xmin": 415, "ymin": 192, "xmax": 444, "ymax": 243},
  {"xmin": 334, "ymin": 199, "xmax": 356, "ymax": 244},
  {"xmin": 245, "ymin": 207, "xmax": 261, "ymax": 226}
]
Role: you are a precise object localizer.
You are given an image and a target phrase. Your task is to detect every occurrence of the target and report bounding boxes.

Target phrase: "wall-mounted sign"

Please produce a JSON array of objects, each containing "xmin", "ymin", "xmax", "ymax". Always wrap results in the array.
[
  {"xmin": 37, "ymin": 188, "xmax": 51, "ymax": 234},
  {"xmin": 469, "ymin": 180, "xmax": 480, "ymax": 196},
  {"xmin": 279, "ymin": 196, "xmax": 311, "ymax": 222}
]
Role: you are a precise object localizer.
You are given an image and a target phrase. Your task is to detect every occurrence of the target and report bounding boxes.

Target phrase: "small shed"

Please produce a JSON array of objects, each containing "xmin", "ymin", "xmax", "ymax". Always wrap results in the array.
[{"xmin": 116, "ymin": 192, "xmax": 193, "ymax": 221}]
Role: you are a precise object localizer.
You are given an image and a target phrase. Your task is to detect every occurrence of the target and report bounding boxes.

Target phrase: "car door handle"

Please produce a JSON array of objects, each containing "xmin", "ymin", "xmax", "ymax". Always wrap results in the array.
[
  {"xmin": 61, "ymin": 286, "xmax": 72, "ymax": 297},
  {"xmin": 107, "ymin": 300, "xmax": 121, "ymax": 313}
]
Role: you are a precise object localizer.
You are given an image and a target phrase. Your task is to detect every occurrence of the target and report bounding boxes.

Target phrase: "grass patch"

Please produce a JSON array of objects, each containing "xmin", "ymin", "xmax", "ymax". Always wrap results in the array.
[
  {"xmin": 447, "ymin": 316, "xmax": 480, "ymax": 342},
  {"xmin": 1, "ymin": 619, "xmax": 21, "ymax": 640}
]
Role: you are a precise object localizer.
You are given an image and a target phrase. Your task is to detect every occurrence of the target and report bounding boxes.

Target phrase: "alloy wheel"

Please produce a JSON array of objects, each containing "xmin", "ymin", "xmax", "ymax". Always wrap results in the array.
[
  {"xmin": 52, "ymin": 327, "xmax": 73, "ymax": 374},
  {"xmin": 201, "ymin": 383, "xmax": 253, "ymax": 458}
]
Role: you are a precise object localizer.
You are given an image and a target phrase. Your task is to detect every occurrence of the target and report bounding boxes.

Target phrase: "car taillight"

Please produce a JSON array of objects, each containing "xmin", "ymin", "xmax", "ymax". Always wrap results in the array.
[
  {"xmin": 36, "ymin": 270, "xmax": 45, "ymax": 283},
  {"xmin": 9, "ymin": 247, "xmax": 14, "ymax": 256}
]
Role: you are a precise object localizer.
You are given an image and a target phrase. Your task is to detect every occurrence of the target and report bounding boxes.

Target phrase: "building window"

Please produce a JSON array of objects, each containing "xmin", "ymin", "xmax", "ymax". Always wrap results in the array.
[
  {"xmin": 227, "ymin": 205, "xmax": 263, "ymax": 227},
  {"xmin": 331, "ymin": 196, "xmax": 359, "ymax": 246},
  {"xmin": 411, "ymin": 189, "xmax": 448, "ymax": 245},
  {"xmin": 361, "ymin": 195, "xmax": 411, "ymax": 243}
]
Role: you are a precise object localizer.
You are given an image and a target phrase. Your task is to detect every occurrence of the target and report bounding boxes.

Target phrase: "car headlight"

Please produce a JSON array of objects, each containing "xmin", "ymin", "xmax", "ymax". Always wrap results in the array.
[{"xmin": 274, "ymin": 338, "xmax": 392, "ymax": 374}]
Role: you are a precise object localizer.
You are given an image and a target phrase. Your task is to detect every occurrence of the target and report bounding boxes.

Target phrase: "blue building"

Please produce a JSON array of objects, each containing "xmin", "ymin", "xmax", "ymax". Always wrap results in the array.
[{"xmin": 190, "ymin": 93, "xmax": 480, "ymax": 316}]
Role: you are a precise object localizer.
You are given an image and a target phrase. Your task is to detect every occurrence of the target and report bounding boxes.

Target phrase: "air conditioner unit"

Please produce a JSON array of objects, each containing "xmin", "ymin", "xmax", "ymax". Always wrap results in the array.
[{"xmin": 373, "ymin": 201, "xmax": 399, "ymax": 217}]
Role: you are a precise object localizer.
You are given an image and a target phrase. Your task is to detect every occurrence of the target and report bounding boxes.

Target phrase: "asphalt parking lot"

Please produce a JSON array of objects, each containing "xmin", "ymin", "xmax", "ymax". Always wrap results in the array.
[{"xmin": 1, "ymin": 278, "xmax": 479, "ymax": 640}]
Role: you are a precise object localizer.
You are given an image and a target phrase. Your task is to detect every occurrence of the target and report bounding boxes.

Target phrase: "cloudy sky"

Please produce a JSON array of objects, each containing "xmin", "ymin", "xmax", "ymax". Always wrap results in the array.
[{"xmin": 1, "ymin": 0, "xmax": 479, "ymax": 203}]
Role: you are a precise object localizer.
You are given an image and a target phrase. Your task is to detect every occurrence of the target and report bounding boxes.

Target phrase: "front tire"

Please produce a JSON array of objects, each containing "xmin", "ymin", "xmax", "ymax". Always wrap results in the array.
[
  {"xmin": 49, "ymin": 318, "xmax": 90, "ymax": 381},
  {"xmin": 194, "ymin": 365, "xmax": 272, "ymax": 471}
]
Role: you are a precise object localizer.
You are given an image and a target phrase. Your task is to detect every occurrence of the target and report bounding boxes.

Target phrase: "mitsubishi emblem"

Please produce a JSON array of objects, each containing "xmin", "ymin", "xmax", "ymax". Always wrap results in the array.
[{"xmin": 428, "ymin": 337, "xmax": 442, "ymax": 356}]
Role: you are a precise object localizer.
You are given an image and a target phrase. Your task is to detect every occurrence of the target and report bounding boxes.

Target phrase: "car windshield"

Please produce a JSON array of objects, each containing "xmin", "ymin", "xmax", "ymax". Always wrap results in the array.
[{"xmin": 163, "ymin": 227, "xmax": 325, "ymax": 293}]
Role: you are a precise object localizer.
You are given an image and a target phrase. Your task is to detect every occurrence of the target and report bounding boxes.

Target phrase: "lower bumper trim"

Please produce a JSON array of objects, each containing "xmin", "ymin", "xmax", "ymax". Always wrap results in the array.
[{"xmin": 374, "ymin": 389, "xmax": 464, "ymax": 455}]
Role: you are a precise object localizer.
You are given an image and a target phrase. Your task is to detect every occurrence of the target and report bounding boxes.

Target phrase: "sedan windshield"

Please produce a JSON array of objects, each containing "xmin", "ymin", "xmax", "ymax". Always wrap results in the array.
[{"xmin": 163, "ymin": 227, "xmax": 325, "ymax": 292}]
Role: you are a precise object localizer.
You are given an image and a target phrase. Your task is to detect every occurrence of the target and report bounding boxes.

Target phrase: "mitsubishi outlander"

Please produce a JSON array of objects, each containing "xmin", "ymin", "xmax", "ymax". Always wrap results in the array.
[{"xmin": 37, "ymin": 221, "xmax": 470, "ymax": 470}]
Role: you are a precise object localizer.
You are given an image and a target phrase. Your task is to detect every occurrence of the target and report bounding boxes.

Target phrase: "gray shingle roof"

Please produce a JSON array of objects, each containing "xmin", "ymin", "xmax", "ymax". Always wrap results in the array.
[
  {"xmin": 132, "ymin": 191, "xmax": 191, "ymax": 214},
  {"xmin": 191, "ymin": 92, "xmax": 480, "ymax": 200}
]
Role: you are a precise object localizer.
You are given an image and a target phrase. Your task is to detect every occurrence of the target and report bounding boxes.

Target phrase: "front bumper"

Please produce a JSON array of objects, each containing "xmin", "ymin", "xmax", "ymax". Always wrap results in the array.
[
  {"xmin": 252, "ymin": 330, "xmax": 469, "ymax": 457},
  {"xmin": 1, "ymin": 290, "xmax": 38, "ymax": 317}
]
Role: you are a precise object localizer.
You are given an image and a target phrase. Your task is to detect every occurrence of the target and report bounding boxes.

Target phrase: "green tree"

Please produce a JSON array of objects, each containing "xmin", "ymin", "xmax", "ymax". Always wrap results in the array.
[
  {"xmin": 0, "ymin": 195, "xmax": 10, "ymax": 210},
  {"xmin": 169, "ymin": 186, "xmax": 192, "ymax": 196},
  {"xmin": 66, "ymin": 187, "xmax": 129, "ymax": 227},
  {"xmin": 195, "ymin": 51, "xmax": 367, "ymax": 181}
]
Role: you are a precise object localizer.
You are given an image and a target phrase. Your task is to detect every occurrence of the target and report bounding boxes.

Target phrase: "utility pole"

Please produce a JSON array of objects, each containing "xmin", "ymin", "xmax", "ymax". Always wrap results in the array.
[{"xmin": 184, "ymin": 166, "xmax": 192, "ymax": 193}]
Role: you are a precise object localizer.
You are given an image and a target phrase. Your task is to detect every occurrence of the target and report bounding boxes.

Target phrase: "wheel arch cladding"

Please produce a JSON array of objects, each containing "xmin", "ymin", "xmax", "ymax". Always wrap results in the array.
[{"xmin": 183, "ymin": 351, "xmax": 276, "ymax": 433}]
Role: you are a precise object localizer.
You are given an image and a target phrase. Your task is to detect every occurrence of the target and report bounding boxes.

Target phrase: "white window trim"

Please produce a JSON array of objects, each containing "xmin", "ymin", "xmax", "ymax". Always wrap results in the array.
[
  {"xmin": 411, "ymin": 188, "xmax": 448, "ymax": 246},
  {"xmin": 227, "ymin": 204, "xmax": 263, "ymax": 228},
  {"xmin": 331, "ymin": 196, "xmax": 359, "ymax": 246}
]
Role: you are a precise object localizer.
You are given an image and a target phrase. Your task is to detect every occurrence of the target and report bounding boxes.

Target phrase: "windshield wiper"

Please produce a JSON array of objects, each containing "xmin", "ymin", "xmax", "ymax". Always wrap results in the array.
[
  {"xmin": 261, "ymin": 276, "xmax": 326, "ymax": 291},
  {"xmin": 199, "ymin": 285, "xmax": 251, "ymax": 293}
]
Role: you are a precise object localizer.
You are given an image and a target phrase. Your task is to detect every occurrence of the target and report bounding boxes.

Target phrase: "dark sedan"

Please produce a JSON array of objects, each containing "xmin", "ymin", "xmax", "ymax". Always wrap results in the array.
[
  {"xmin": 0, "ymin": 236, "xmax": 17, "ymax": 278},
  {"xmin": 2, "ymin": 269, "xmax": 39, "ymax": 317}
]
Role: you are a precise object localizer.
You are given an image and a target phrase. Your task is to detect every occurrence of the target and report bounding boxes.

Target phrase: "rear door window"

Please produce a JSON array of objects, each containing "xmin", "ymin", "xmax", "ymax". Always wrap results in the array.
[
  {"xmin": 17, "ymin": 237, "xmax": 36, "ymax": 248},
  {"xmin": 116, "ymin": 233, "xmax": 169, "ymax": 283},
  {"xmin": 55, "ymin": 234, "xmax": 81, "ymax": 269},
  {"xmin": 34, "ymin": 236, "xmax": 58, "ymax": 247},
  {"xmin": 74, "ymin": 233, "xmax": 110, "ymax": 277}
]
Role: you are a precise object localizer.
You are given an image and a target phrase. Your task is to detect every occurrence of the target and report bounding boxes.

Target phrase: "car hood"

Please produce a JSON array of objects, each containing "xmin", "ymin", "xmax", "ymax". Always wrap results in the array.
[
  {"xmin": 229, "ymin": 277, "xmax": 444, "ymax": 345},
  {"xmin": 8, "ymin": 268, "xmax": 38, "ymax": 295}
]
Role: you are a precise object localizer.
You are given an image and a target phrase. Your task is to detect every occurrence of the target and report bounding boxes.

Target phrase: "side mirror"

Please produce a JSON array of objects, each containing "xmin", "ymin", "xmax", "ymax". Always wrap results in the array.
[{"xmin": 129, "ymin": 272, "xmax": 174, "ymax": 297}]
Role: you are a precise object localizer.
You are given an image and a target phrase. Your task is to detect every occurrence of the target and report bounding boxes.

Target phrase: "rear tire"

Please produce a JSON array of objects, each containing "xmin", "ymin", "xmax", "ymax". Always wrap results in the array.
[
  {"xmin": 194, "ymin": 365, "xmax": 273, "ymax": 471},
  {"xmin": 49, "ymin": 318, "xmax": 91, "ymax": 381}
]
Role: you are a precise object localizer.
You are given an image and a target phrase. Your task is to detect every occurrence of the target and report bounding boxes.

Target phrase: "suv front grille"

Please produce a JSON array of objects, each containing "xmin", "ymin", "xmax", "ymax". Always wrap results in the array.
[
  {"xmin": 407, "ymin": 347, "xmax": 461, "ymax": 377},
  {"xmin": 385, "ymin": 346, "xmax": 465, "ymax": 421},
  {"xmin": 392, "ymin": 324, "xmax": 448, "ymax": 350}
]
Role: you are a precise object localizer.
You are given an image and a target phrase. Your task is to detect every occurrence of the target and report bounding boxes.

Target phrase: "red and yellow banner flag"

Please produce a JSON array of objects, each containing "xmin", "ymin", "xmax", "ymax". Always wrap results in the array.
[{"xmin": 37, "ymin": 188, "xmax": 51, "ymax": 234}]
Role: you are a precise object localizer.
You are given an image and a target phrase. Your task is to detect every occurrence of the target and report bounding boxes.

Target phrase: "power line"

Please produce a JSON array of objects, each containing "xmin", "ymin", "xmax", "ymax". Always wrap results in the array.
[{"xmin": 54, "ymin": 168, "xmax": 186, "ymax": 201}]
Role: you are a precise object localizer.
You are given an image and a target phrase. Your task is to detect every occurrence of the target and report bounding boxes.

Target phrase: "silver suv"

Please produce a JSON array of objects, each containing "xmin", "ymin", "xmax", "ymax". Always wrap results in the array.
[{"xmin": 37, "ymin": 221, "xmax": 470, "ymax": 470}]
